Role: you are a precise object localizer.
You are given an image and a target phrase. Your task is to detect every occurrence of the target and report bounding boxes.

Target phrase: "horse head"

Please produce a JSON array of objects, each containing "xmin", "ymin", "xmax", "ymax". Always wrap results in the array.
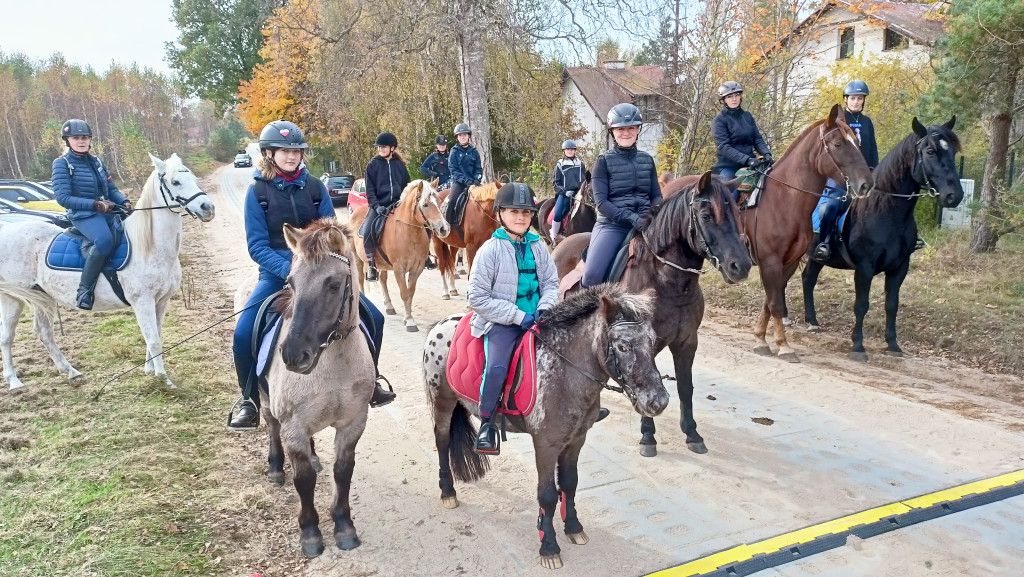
[
  {"xmin": 278, "ymin": 219, "xmax": 359, "ymax": 374},
  {"xmin": 819, "ymin": 104, "xmax": 873, "ymax": 199},
  {"xmin": 595, "ymin": 288, "xmax": 668, "ymax": 418},
  {"xmin": 691, "ymin": 171, "xmax": 752, "ymax": 284},
  {"xmin": 407, "ymin": 180, "xmax": 450, "ymax": 238},
  {"xmin": 147, "ymin": 153, "xmax": 215, "ymax": 221},
  {"xmin": 912, "ymin": 116, "xmax": 964, "ymax": 208}
]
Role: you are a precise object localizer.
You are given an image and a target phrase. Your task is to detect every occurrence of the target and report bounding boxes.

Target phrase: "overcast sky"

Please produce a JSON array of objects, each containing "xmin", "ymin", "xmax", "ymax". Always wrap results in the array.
[{"xmin": 0, "ymin": 0, "xmax": 179, "ymax": 75}]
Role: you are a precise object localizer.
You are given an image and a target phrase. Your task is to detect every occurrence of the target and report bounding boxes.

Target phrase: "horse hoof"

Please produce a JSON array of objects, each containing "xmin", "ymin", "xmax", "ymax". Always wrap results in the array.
[
  {"xmin": 336, "ymin": 534, "xmax": 361, "ymax": 550},
  {"xmin": 885, "ymin": 350, "xmax": 904, "ymax": 358},
  {"xmin": 441, "ymin": 294, "xmax": 450, "ymax": 300},
  {"xmin": 69, "ymin": 373, "xmax": 85, "ymax": 387},
  {"xmin": 778, "ymin": 352, "xmax": 800, "ymax": 363},
  {"xmin": 385, "ymin": 308, "xmax": 397, "ymax": 316},
  {"xmin": 639, "ymin": 444, "xmax": 658, "ymax": 458},
  {"xmin": 441, "ymin": 496, "xmax": 460, "ymax": 509},
  {"xmin": 301, "ymin": 539, "xmax": 325, "ymax": 558},
  {"xmin": 566, "ymin": 531, "xmax": 589, "ymax": 545},
  {"xmin": 687, "ymin": 441, "xmax": 708, "ymax": 454},
  {"xmin": 849, "ymin": 350, "xmax": 869, "ymax": 362},
  {"xmin": 8, "ymin": 379, "xmax": 25, "ymax": 391},
  {"xmin": 268, "ymin": 471, "xmax": 285, "ymax": 486},
  {"xmin": 781, "ymin": 316, "xmax": 792, "ymax": 327},
  {"xmin": 449, "ymin": 290, "xmax": 459, "ymax": 296},
  {"xmin": 452, "ymin": 274, "xmax": 461, "ymax": 280},
  {"xmin": 540, "ymin": 554, "xmax": 563, "ymax": 569},
  {"xmin": 752, "ymin": 345, "xmax": 773, "ymax": 357},
  {"xmin": 406, "ymin": 324, "xmax": 419, "ymax": 332},
  {"xmin": 807, "ymin": 325, "xmax": 822, "ymax": 333}
]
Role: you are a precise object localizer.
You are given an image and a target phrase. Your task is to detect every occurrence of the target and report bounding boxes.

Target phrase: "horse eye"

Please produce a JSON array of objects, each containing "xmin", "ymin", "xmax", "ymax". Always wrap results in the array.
[
  {"xmin": 171, "ymin": 180, "xmax": 181, "ymax": 186},
  {"xmin": 617, "ymin": 344, "xmax": 628, "ymax": 353},
  {"xmin": 926, "ymin": 148, "xmax": 935, "ymax": 155},
  {"xmin": 702, "ymin": 212, "xmax": 712, "ymax": 222}
]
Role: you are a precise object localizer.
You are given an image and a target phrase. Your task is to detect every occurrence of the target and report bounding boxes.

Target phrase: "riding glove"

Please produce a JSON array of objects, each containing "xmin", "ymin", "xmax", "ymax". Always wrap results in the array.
[
  {"xmin": 764, "ymin": 154, "xmax": 775, "ymax": 165},
  {"xmin": 122, "ymin": 200, "xmax": 133, "ymax": 215},
  {"xmin": 519, "ymin": 314, "xmax": 535, "ymax": 330},
  {"xmin": 93, "ymin": 199, "xmax": 116, "ymax": 213},
  {"xmin": 375, "ymin": 206, "xmax": 388, "ymax": 216},
  {"xmin": 746, "ymin": 157, "xmax": 759, "ymax": 168}
]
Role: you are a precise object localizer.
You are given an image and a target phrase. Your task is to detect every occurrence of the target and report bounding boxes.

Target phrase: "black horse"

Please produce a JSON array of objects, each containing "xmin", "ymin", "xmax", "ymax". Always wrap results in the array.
[
  {"xmin": 801, "ymin": 117, "xmax": 963, "ymax": 361},
  {"xmin": 536, "ymin": 175, "xmax": 596, "ymax": 245}
]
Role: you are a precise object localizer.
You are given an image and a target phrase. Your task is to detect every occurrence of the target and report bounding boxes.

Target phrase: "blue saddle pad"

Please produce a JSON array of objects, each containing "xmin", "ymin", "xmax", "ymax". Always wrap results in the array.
[
  {"xmin": 811, "ymin": 197, "xmax": 849, "ymax": 235},
  {"xmin": 45, "ymin": 231, "xmax": 131, "ymax": 271}
]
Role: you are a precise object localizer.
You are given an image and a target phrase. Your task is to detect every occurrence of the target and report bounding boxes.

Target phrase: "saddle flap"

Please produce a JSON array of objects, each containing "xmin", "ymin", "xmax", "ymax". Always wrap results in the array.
[
  {"xmin": 605, "ymin": 230, "xmax": 636, "ymax": 284},
  {"xmin": 445, "ymin": 315, "xmax": 538, "ymax": 417}
]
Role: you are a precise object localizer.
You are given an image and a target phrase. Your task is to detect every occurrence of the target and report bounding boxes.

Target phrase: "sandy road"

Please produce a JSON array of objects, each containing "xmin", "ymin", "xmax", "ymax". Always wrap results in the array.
[{"xmin": 206, "ymin": 159, "xmax": 1024, "ymax": 577}]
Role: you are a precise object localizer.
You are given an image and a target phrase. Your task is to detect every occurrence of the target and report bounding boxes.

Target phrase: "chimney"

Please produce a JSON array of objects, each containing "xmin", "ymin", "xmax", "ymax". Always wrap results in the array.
[{"xmin": 603, "ymin": 60, "xmax": 626, "ymax": 70}]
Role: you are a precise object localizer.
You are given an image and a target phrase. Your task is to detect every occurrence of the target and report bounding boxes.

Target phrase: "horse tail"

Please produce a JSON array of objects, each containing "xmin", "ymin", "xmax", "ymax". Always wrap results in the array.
[
  {"xmin": 0, "ymin": 282, "xmax": 58, "ymax": 321},
  {"xmin": 449, "ymin": 403, "xmax": 489, "ymax": 483},
  {"xmin": 435, "ymin": 239, "xmax": 455, "ymax": 280}
]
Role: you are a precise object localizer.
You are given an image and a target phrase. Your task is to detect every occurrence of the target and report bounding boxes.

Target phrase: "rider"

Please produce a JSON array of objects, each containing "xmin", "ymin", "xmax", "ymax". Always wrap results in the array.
[
  {"xmin": 363, "ymin": 131, "xmax": 410, "ymax": 282},
  {"xmin": 420, "ymin": 135, "xmax": 451, "ymax": 189},
  {"xmin": 228, "ymin": 120, "xmax": 395, "ymax": 431},
  {"xmin": 583, "ymin": 103, "xmax": 662, "ymax": 288},
  {"xmin": 550, "ymin": 140, "xmax": 586, "ymax": 242},
  {"xmin": 51, "ymin": 119, "xmax": 133, "ymax": 310},
  {"xmin": 711, "ymin": 81, "xmax": 774, "ymax": 199},
  {"xmin": 813, "ymin": 79, "xmax": 879, "ymax": 260},
  {"xmin": 447, "ymin": 123, "xmax": 482, "ymax": 228},
  {"xmin": 468, "ymin": 182, "xmax": 559, "ymax": 455}
]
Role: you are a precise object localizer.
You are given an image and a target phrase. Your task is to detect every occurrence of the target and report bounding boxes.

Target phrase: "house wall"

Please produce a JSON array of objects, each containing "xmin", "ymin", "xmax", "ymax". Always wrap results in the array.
[{"xmin": 563, "ymin": 81, "xmax": 666, "ymax": 160}]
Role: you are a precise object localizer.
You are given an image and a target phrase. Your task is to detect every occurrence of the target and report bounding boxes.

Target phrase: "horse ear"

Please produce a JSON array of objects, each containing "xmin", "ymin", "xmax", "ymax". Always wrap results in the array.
[
  {"xmin": 149, "ymin": 153, "xmax": 166, "ymax": 174},
  {"xmin": 827, "ymin": 104, "xmax": 841, "ymax": 129},
  {"xmin": 493, "ymin": 178, "xmax": 502, "ymax": 187},
  {"xmin": 430, "ymin": 177, "xmax": 439, "ymax": 189},
  {"xmin": 585, "ymin": 170, "xmax": 592, "ymax": 183},
  {"xmin": 912, "ymin": 117, "xmax": 927, "ymax": 138},
  {"xmin": 944, "ymin": 115, "xmax": 957, "ymax": 130},
  {"xmin": 282, "ymin": 223, "xmax": 302, "ymax": 251},
  {"xmin": 697, "ymin": 170, "xmax": 712, "ymax": 192},
  {"xmin": 598, "ymin": 293, "xmax": 619, "ymax": 324}
]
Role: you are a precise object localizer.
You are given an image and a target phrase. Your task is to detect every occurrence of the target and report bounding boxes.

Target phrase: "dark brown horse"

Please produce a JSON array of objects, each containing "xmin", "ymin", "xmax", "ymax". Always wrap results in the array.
[
  {"xmin": 664, "ymin": 104, "xmax": 873, "ymax": 362},
  {"xmin": 552, "ymin": 172, "xmax": 751, "ymax": 456},
  {"xmin": 432, "ymin": 181, "xmax": 501, "ymax": 299},
  {"xmin": 536, "ymin": 177, "xmax": 596, "ymax": 245},
  {"xmin": 423, "ymin": 285, "xmax": 668, "ymax": 569}
]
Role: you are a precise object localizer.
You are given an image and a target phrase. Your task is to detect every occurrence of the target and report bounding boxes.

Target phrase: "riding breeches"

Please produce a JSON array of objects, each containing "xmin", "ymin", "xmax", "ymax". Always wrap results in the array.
[
  {"xmin": 72, "ymin": 213, "xmax": 120, "ymax": 257},
  {"xmin": 363, "ymin": 212, "xmax": 380, "ymax": 266},
  {"xmin": 479, "ymin": 323, "xmax": 524, "ymax": 418},
  {"xmin": 232, "ymin": 274, "xmax": 285, "ymax": 402},
  {"xmin": 447, "ymin": 181, "xmax": 468, "ymax": 225},
  {"xmin": 582, "ymin": 222, "xmax": 631, "ymax": 288},
  {"xmin": 552, "ymin": 192, "xmax": 573, "ymax": 223},
  {"xmin": 817, "ymin": 179, "xmax": 850, "ymax": 240}
]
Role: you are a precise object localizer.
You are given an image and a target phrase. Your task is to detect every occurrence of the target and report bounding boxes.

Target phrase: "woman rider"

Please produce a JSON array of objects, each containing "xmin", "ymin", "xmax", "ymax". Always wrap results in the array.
[
  {"xmin": 550, "ymin": 139, "xmax": 586, "ymax": 242},
  {"xmin": 228, "ymin": 120, "xmax": 395, "ymax": 431},
  {"xmin": 51, "ymin": 119, "xmax": 133, "ymax": 310},
  {"xmin": 446, "ymin": 123, "xmax": 482, "ymax": 228},
  {"xmin": 582, "ymin": 103, "xmax": 662, "ymax": 288},
  {"xmin": 711, "ymin": 81, "xmax": 774, "ymax": 198},
  {"xmin": 362, "ymin": 131, "xmax": 410, "ymax": 282}
]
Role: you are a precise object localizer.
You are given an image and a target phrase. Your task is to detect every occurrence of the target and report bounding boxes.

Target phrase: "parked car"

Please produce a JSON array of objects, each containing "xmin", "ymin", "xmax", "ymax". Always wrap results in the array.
[
  {"xmin": 0, "ymin": 181, "xmax": 63, "ymax": 212},
  {"xmin": 347, "ymin": 178, "xmax": 367, "ymax": 214},
  {"xmin": 0, "ymin": 178, "xmax": 56, "ymax": 199},
  {"xmin": 234, "ymin": 153, "xmax": 253, "ymax": 168},
  {"xmin": 322, "ymin": 174, "xmax": 355, "ymax": 207},
  {"xmin": 0, "ymin": 197, "xmax": 70, "ymax": 228}
]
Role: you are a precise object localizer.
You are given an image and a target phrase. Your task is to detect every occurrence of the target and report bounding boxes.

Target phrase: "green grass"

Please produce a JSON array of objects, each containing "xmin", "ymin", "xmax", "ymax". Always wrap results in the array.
[
  {"xmin": 0, "ymin": 297, "xmax": 238, "ymax": 576},
  {"xmin": 180, "ymin": 148, "xmax": 220, "ymax": 178}
]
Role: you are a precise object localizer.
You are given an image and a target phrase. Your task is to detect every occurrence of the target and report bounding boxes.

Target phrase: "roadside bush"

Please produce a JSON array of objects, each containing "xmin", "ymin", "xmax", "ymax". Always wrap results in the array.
[{"xmin": 207, "ymin": 119, "xmax": 251, "ymax": 162}]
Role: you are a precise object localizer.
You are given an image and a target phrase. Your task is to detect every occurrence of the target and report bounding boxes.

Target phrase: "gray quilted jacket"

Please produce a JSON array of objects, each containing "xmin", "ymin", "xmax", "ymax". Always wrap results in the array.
[{"xmin": 468, "ymin": 233, "xmax": 559, "ymax": 337}]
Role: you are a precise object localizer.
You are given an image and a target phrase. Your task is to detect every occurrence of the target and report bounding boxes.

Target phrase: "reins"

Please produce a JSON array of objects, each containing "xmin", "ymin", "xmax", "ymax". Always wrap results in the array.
[
  {"xmin": 638, "ymin": 187, "xmax": 723, "ymax": 276},
  {"xmin": 529, "ymin": 320, "xmax": 641, "ymax": 400},
  {"xmin": 752, "ymin": 124, "xmax": 867, "ymax": 201},
  {"xmin": 881, "ymin": 136, "xmax": 941, "ymax": 199}
]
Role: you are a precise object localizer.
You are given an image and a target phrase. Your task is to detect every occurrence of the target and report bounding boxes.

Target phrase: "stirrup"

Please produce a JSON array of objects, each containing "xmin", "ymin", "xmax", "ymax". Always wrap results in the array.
[
  {"xmin": 812, "ymin": 242, "xmax": 830, "ymax": 260},
  {"xmin": 370, "ymin": 374, "xmax": 396, "ymax": 408},
  {"xmin": 226, "ymin": 396, "xmax": 260, "ymax": 431}
]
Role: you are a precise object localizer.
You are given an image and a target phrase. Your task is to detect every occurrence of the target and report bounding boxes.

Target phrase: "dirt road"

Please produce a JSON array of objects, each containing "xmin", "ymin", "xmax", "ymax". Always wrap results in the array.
[{"xmin": 206, "ymin": 160, "xmax": 1024, "ymax": 577}]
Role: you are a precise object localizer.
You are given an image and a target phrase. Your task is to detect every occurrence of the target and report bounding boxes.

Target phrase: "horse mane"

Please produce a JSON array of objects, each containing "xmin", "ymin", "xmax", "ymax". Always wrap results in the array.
[
  {"xmin": 540, "ymin": 284, "xmax": 654, "ymax": 333},
  {"xmin": 123, "ymin": 166, "xmax": 163, "ymax": 258},
  {"xmin": 290, "ymin": 218, "xmax": 355, "ymax": 263},
  {"xmin": 399, "ymin": 180, "xmax": 425, "ymax": 206},
  {"xmin": 470, "ymin": 182, "xmax": 498, "ymax": 202},
  {"xmin": 634, "ymin": 178, "xmax": 730, "ymax": 260}
]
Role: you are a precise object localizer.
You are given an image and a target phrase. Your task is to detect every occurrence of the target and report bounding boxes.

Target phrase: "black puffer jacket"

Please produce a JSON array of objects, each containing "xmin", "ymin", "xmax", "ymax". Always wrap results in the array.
[
  {"xmin": 591, "ymin": 145, "xmax": 661, "ymax": 227},
  {"xmin": 711, "ymin": 106, "xmax": 771, "ymax": 172},
  {"xmin": 365, "ymin": 155, "xmax": 410, "ymax": 209}
]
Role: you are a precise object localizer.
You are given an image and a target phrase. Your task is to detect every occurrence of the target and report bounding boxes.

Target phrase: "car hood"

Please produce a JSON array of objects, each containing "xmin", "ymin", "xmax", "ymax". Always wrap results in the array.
[{"xmin": 22, "ymin": 200, "xmax": 64, "ymax": 212}]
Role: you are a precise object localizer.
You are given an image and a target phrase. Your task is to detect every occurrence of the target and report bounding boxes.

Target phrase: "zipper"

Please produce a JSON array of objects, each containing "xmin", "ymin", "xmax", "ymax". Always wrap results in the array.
[{"xmin": 387, "ymin": 158, "xmax": 394, "ymax": 203}]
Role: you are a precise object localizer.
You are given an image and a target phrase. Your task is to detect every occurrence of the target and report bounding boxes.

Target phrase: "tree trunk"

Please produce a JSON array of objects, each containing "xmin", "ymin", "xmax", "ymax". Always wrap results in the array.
[
  {"xmin": 970, "ymin": 72, "xmax": 1017, "ymax": 253},
  {"xmin": 455, "ymin": 0, "xmax": 494, "ymax": 180}
]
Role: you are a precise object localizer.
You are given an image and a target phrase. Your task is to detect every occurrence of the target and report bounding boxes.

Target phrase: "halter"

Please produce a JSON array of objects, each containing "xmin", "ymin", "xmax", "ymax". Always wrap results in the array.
[{"xmin": 641, "ymin": 187, "xmax": 724, "ymax": 276}]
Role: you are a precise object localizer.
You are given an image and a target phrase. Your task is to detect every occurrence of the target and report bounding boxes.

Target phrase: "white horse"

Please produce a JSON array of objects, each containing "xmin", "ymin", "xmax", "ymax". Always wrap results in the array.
[{"xmin": 0, "ymin": 153, "xmax": 215, "ymax": 390}]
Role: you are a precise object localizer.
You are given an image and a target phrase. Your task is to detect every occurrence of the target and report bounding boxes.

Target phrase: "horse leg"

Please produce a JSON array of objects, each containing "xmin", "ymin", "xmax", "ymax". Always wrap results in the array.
[
  {"xmin": 850, "ymin": 267, "xmax": 874, "ymax": 362},
  {"xmin": 558, "ymin": 441, "xmax": 588, "ymax": 545},
  {"xmin": 31, "ymin": 303, "xmax": 84, "ymax": 386},
  {"xmin": 752, "ymin": 298, "xmax": 773, "ymax": 357},
  {"xmin": 264, "ymin": 407, "xmax": 286, "ymax": 486},
  {"xmin": 284, "ymin": 425, "xmax": 324, "ymax": 557},
  {"xmin": 378, "ymin": 271, "xmax": 397, "ymax": 315},
  {"xmin": 801, "ymin": 259, "xmax": 825, "ymax": 332},
  {"xmin": 147, "ymin": 295, "xmax": 172, "ymax": 375},
  {"xmin": 672, "ymin": 338, "xmax": 706, "ymax": 454},
  {"xmin": 638, "ymin": 416, "xmax": 658, "ymax": 457},
  {"xmin": 534, "ymin": 443, "xmax": 562, "ymax": 569},
  {"xmin": 883, "ymin": 262, "xmax": 910, "ymax": 357},
  {"xmin": 392, "ymin": 266, "xmax": 419, "ymax": 332},
  {"xmin": 310, "ymin": 437, "xmax": 322, "ymax": 473},
  {"xmin": 0, "ymin": 295, "xmax": 26, "ymax": 390},
  {"xmin": 770, "ymin": 261, "xmax": 802, "ymax": 362},
  {"xmin": 331, "ymin": 417, "xmax": 366, "ymax": 551},
  {"xmin": 131, "ymin": 297, "xmax": 175, "ymax": 389}
]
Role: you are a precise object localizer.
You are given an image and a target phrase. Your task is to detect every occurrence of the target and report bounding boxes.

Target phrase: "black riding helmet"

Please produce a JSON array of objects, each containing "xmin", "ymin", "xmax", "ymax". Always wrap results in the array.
[
  {"xmin": 607, "ymin": 103, "xmax": 643, "ymax": 128},
  {"xmin": 259, "ymin": 120, "xmax": 308, "ymax": 152},
  {"xmin": 494, "ymin": 182, "xmax": 539, "ymax": 213},
  {"xmin": 375, "ymin": 131, "xmax": 398, "ymax": 148},
  {"xmin": 61, "ymin": 119, "xmax": 92, "ymax": 141},
  {"xmin": 435, "ymin": 135, "xmax": 448, "ymax": 146},
  {"xmin": 453, "ymin": 123, "xmax": 472, "ymax": 136}
]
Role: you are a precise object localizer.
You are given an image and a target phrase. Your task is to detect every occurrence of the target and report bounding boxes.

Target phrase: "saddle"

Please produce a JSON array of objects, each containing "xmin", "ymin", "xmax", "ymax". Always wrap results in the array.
[
  {"xmin": 357, "ymin": 206, "xmax": 393, "ymax": 265},
  {"xmin": 441, "ymin": 188, "xmax": 472, "ymax": 231},
  {"xmin": 557, "ymin": 231, "xmax": 635, "ymax": 300},
  {"xmin": 734, "ymin": 165, "xmax": 770, "ymax": 209},
  {"xmin": 445, "ymin": 314, "xmax": 539, "ymax": 417},
  {"xmin": 45, "ymin": 227, "xmax": 132, "ymax": 305},
  {"xmin": 545, "ymin": 196, "xmax": 581, "ymax": 229}
]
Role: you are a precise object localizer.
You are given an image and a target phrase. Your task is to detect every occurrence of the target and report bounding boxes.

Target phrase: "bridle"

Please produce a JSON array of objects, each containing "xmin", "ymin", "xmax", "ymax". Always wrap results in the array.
[
  {"xmin": 640, "ymin": 187, "xmax": 724, "ymax": 276},
  {"xmin": 393, "ymin": 188, "xmax": 443, "ymax": 232},
  {"xmin": 151, "ymin": 169, "xmax": 209, "ymax": 219},
  {"xmin": 285, "ymin": 252, "xmax": 357, "ymax": 363},
  {"xmin": 886, "ymin": 135, "xmax": 943, "ymax": 199},
  {"xmin": 754, "ymin": 124, "xmax": 869, "ymax": 200}
]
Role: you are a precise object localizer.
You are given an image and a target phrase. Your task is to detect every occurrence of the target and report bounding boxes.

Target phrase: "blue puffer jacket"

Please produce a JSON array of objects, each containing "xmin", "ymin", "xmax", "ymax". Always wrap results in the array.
[
  {"xmin": 51, "ymin": 152, "xmax": 128, "ymax": 219},
  {"xmin": 420, "ymin": 151, "xmax": 451, "ymax": 186},
  {"xmin": 711, "ymin": 106, "xmax": 771, "ymax": 173},
  {"xmin": 243, "ymin": 168, "xmax": 336, "ymax": 281},
  {"xmin": 449, "ymin": 144, "xmax": 482, "ymax": 186},
  {"xmin": 592, "ymin": 145, "xmax": 661, "ymax": 227}
]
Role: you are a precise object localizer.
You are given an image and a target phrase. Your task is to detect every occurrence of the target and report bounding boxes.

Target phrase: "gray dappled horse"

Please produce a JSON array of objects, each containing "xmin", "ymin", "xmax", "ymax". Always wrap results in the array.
[{"xmin": 423, "ymin": 285, "xmax": 669, "ymax": 569}]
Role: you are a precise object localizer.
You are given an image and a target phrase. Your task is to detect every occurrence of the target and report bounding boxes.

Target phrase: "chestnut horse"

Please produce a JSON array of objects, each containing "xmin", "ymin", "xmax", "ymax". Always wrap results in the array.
[
  {"xmin": 432, "ymin": 181, "xmax": 501, "ymax": 299},
  {"xmin": 664, "ymin": 104, "xmax": 873, "ymax": 362},
  {"xmin": 350, "ymin": 180, "xmax": 450, "ymax": 331}
]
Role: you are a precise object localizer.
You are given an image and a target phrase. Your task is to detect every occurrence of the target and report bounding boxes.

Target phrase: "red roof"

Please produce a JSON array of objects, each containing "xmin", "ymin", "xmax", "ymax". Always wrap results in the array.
[{"xmin": 564, "ymin": 65, "xmax": 665, "ymax": 121}]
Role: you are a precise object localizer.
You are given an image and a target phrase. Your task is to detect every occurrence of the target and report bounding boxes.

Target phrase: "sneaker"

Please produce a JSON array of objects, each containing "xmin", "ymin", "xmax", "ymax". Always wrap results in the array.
[
  {"xmin": 365, "ymin": 266, "xmax": 379, "ymax": 282},
  {"xmin": 227, "ymin": 399, "xmax": 259, "ymax": 431}
]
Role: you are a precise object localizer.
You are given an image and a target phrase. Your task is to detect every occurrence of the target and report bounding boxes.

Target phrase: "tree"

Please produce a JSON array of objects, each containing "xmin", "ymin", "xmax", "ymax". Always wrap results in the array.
[{"xmin": 928, "ymin": 0, "xmax": 1024, "ymax": 252}]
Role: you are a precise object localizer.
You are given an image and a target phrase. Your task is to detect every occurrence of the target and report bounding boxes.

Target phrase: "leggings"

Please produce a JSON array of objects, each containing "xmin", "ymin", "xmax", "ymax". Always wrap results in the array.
[
  {"xmin": 479, "ymin": 323, "xmax": 524, "ymax": 418},
  {"xmin": 582, "ymin": 222, "xmax": 630, "ymax": 288}
]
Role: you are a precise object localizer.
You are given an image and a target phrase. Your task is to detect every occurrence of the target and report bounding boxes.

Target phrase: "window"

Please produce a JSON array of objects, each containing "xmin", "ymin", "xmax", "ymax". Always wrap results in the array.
[
  {"xmin": 838, "ymin": 27, "xmax": 855, "ymax": 60},
  {"xmin": 883, "ymin": 28, "xmax": 909, "ymax": 51}
]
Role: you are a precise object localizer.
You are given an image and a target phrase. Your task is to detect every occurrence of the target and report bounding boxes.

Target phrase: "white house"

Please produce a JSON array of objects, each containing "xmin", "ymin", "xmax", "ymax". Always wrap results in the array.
[
  {"xmin": 770, "ymin": 0, "xmax": 946, "ymax": 96},
  {"xmin": 562, "ymin": 62, "xmax": 666, "ymax": 159}
]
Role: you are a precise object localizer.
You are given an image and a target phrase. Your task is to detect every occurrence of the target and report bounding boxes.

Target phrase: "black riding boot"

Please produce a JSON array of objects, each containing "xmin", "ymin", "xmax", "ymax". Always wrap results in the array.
[
  {"xmin": 227, "ymin": 398, "xmax": 259, "ymax": 431},
  {"xmin": 76, "ymin": 247, "xmax": 107, "ymax": 310},
  {"xmin": 365, "ymin": 256, "xmax": 379, "ymax": 282},
  {"xmin": 370, "ymin": 377, "xmax": 396, "ymax": 408},
  {"xmin": 813, "ymin": 219, "xmax": 835, "ymax": 261},
  {"xmin": 475, "ymin": 416, "xmax": 499, "ymax": 455}
]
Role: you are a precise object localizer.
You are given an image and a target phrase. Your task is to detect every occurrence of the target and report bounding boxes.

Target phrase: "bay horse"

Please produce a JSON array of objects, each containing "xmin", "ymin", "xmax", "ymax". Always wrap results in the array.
[
  {"xmin": 664, "ymin": 104, "xmax": 873, "ymax": 362},
  {"xmin": 432, "ymin": 180, "xmax": 502, "ymax": 299},
  {"xmin": 0, "ymin": 153, "xmax": 215, "ymax": 390},
  {"xmin": 257, "ymin": 218, "xmax": 376, "ymax": 557},
  {"xmin": 800, "ymin": 117, "xmax": 963, "ymax": 360},
  {"xmin": 423, "ymin": 285, "xmax": 668, "ymax": 569},
  {"xmin": 536, "ymin": 177, "xmax": 596, "ymax": 245},
  {"xmin": 349, "ymin": 180, "xmax": 450, "ymax": 331},
  {"xmin": 552, "ymin": 171, "xmax": 751, "ymax": 456}
]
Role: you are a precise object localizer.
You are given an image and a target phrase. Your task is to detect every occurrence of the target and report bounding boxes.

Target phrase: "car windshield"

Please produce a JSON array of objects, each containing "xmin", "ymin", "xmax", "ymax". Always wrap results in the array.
[
  {"xmin": 0, "ymin": 187, "xmax": 48, "ymax": 202},
  {"xmin": 235, "ymin": 154, "xmax": 250, "ymax": 160},
  {"xmin": 328, "ymin": 177, "xmax": 354, "ymax": 189}
]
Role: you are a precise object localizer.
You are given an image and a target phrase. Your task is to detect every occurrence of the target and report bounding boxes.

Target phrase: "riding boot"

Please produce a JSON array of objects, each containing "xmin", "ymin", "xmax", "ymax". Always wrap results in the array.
[
  {"xmin": 227, "ymin": 398, "xmax": 260, "ymax": 431},
  {"xmin": 369, "ymin": 377, "xmax": 396, "ymax": 407},
  {"xmin": 424, "ymin": 255, "xmax": 437, "ymax": 270},
  {"xmin": 475, "ymin": 416, "xmax": 499, "ymax": 455},
  {"xmin": 76, "ymin": 247, "xmax": 107, "ymax": 310},
  {"xmin": 596, "ymin": 408, "xmax": 610, "ymax": 422},
  {"xmin": 813, "ymin": 220, "xmax": 834, "ymax": 261},
  {"xmin": 550, "ymin": 220, "xmax": 562, "ymax": 240},
  {"xmin": 366, "ymin": 256, "xmax": 379, "ymax": 282}
]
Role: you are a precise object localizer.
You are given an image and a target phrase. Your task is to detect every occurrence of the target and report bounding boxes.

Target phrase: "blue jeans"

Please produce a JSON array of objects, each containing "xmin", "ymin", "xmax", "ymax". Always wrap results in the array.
[
  {"xmin": 552, "ymin": 193, "xmax": 572, "ymax": 223},
  {"xmin": 480, "ymin": 323, "xmax": 524, "ymax": 418},
  {"xmin": 716, "ymin": 167, "xmax": 739, "ymax": 202},
  {"xmin": 817, "ymin": 179, "xmax": 848, "ymax": 242},
  {"xmin": 582, "ymin": 222, "xmax": 630, "ymax": 288}
]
